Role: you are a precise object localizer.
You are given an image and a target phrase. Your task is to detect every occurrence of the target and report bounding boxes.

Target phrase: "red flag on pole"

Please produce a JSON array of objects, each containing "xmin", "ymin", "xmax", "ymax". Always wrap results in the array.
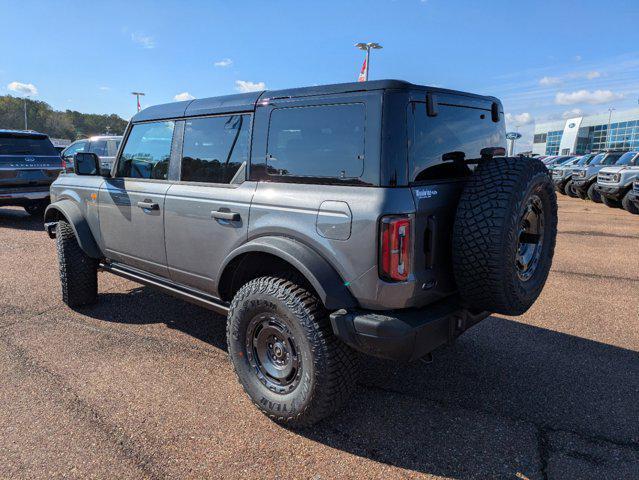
[
  {"xmin": 137, "ymin": 96, "xmax": 141, "ymax": 112},
  {"xmin": 358, "ymin": 57, "xmax": 367, "ymax": 82}
]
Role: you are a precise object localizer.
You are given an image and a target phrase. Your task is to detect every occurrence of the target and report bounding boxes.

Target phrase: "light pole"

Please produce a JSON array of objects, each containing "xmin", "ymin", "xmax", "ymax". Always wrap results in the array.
[
  {"xmin": 355, "ymin": 42, "xmax": 382, "ymax": 81},
  {"xmin": 606, "ymin": 107, "xmax": 616, "ymax": 149},
  {"xmin": 23, "ymin": 96, "xmax": 29, "ymax": 130},
  {"xmin": 131, "ymin": 92, "xmax": 146, "ymax": 112}
]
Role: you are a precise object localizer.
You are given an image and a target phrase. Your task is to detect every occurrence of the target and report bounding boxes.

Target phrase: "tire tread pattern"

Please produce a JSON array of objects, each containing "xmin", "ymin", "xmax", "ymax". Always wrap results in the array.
[
  {"xmin": 227, "ymin": 276, "xmax": 358, "ymax": 427},
  {"xmin": 56, "ymin": 220, "xmax": 98, "ymax": 307}
]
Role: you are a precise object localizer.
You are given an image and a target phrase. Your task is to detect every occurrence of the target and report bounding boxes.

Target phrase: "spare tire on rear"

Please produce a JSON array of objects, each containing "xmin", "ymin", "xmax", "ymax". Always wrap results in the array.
[{"xmin": 452, "ymin": 156, "xmax": 557, "ymax": 316}]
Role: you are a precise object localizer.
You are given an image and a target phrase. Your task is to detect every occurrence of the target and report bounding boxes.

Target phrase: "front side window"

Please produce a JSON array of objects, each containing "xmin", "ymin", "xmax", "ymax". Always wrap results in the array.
[
  {"xmin": 180, "ymin": 114, "xmax": 250, "ymax": 184},
  {"xmin": 264, "ymin": 103, "xmax": 365, "ymax": 180},
  {"xmin": 62, "ymin": 141, "xmax": 87, "ymax": 158},
  {"xmin": 117, "ymin": 121, "xmax": 174, "ymax": 179}
]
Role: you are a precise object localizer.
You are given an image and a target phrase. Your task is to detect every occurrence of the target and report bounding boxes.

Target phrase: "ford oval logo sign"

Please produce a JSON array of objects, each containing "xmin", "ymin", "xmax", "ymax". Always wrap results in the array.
[
  {"xmin": 506, "ymin": 132, "xmax": 522, "ymax": 140},
  {"xmin": 568, "ymin": 123, "xmax": 576, "ymax": 128}
]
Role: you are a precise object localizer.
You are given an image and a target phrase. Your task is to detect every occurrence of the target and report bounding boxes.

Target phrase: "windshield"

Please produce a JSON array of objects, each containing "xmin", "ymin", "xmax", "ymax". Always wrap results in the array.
[
  {"xmin": 576, "ymin": 154, "xmax": 593, "ymax": 165},
  {"xmin": 560, "ymin": 157, "xmax": 576, "ymax": 165},
  {"xmin": 588, "ymin": 154, "xmax": 605, "ymax": 165},
  {"xmin": 602, "ymin": 152, "xmax": 623, "ymax": 165},
  {"xmin": 614, "ymin": 152, "xmax": 637, "ymax": 166},
  {"xmin": 0, "ymin": 135, "xmax": 58, "ymax": 156}
]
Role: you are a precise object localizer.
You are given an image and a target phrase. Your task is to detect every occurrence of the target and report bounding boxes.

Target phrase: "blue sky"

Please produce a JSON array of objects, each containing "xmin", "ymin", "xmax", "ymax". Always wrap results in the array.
[{"xmin": 1, "ymin": 0, "xmax": 639, "ymax": 150}]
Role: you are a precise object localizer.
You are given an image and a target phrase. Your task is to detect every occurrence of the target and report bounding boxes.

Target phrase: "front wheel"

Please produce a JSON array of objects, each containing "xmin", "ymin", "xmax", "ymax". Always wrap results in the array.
[
  {"xmin": 601, "ymin": 195, "xmax": 622, "ymax": 208},
  {"xmin": 56, "ymin": 220, "xmax": 98, "ymax": 307},
  {"xmin": 622, "ymin": 191, "xmax": 639, "ymax": 214},
  {"xmin": 565, "ymin": 181, "xmax": 579, "ymax": 198},
  {"xmin": 226, "ymin": 276, "xmax": 358, "ymax": 427},
  {"xmin": 587, "ymin": 183, "xmax": 602, "ymax": 203}
]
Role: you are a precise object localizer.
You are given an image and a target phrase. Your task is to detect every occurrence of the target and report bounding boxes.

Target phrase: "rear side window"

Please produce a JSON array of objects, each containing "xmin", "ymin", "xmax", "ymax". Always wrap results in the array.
[
  {"xmin": 264, "ymin": 103, "xmax": 365, "ymax": 179},
  {"xmin": 88, "ymin": 140, "xmax": 108, "ymax": 156},
  {"xmin": 0, "ymin": 135, "xmax": 58, "ymax": 156},
  {"xmin": 62, "ymin": 141, "xmax": 87, "ymax": 158},
  {"xmin": 117, "ymin": 121, "xmax": 174, "ymax": 180},
  {"xmin": 409, "ymin": 101, "xmax": 505, "ymax": 183},
  {"xmin": 180, "ymin": 114, "xmax": 250, "ymax": 184}
]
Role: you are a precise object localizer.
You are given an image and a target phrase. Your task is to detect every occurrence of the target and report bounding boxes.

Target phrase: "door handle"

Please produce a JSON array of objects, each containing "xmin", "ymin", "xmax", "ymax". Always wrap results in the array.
[
  {"xmin": 211, "ymin": 210, "xmax": 240, "ymax": 221},
  {"xmin": 137, "ymin": 200, "xmax": 159, "ymax": 210}
]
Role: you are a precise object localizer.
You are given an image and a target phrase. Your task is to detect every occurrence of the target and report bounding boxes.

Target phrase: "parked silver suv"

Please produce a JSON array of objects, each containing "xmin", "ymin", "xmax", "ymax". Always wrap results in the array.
[
  {"xmin": 595, "ymin": 151, "xmax": 639, "ymax": 213},
  {"xmin": 570, "ymin": 151, "xmax": 625, "ymax": 202},
  {"xmin": 44, "ymin": 80, "xmax": 557, "ymax": 426},
  {"xmin": 61, "ymin": 135, "xmax": 122, "ymax": 174}
]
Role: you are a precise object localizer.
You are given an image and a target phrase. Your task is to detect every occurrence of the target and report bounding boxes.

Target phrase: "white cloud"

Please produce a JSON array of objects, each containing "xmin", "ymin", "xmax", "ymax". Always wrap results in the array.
[
  {"xmin": 235, "ymin": 80, "xmax": 266, "ymax": 93},
  {"xmin": 7, "ymin": 81, "xmax": 38, "ymax": 96},
  {"xmin": 555, "ymin": 89, "xmax": 623, "ymax": 105},
  {"xmin": 174, "ymin": 92, "xmax": 195, "ymax": 101},
  {"xmin": 214, "ymin": 58, "xmax": 233, "ymax": 68},
  {"xmin": 562, "ymin": 108, "xmax": 584, "ymax": 119},
  {"xmin": 585, "ymin": 71, "xmax": 601, "ymax": 80},
  {"xmin": 539, "ymin": 76, "xmax": 561, "ymax": 87},
  {"xmin": 99, "ymin": 86, "xmax": 111, "ymax": 91},
  {"xmin": 131, "ymin": 32, "xmax": 155, "ymax": 49},
  {"xmin": 575, "ymin": 55, "xmax": 582, "ymax": 62},
  {"xmin": 505, "ymin": 112, "xmax": 534, "ymax": 126}
]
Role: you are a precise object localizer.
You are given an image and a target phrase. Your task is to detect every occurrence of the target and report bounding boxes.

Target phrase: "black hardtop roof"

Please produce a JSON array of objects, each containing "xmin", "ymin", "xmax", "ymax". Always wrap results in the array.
[
  {"xmin": 131, "ymin": 79, "xmax": 500, "ymax": 122},
  {"xmin": 0, "ymin": 129, "xmax": 49, "ymax": 138}
]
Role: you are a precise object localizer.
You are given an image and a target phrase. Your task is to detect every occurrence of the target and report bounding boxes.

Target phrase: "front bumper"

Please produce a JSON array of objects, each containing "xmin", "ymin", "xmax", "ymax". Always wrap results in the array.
[
  {"xmin": 330, "ymin": 296, "xmax": 489, "ymax": 362},
  {"xmin": 595, "ymin": 184, "xmax": 625, "ymax": 199},
  {"xmin": 0, "ymin": 186, "xmax": 50, "ymax": 206},
  {"xmin": 571, "ymin": 178, "xmax": 591, "ymax": 191}
]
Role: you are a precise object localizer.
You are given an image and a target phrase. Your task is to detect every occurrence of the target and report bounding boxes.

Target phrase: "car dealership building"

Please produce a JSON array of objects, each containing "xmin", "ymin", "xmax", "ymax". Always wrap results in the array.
[{"xmin": 532, "ymin": 107, "xmax": 639, "ymax": 156}]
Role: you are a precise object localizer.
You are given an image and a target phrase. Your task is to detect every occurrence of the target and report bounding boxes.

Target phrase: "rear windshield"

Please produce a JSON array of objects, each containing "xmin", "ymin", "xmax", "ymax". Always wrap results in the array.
[
  {"xmin": 408, "ymin": 101, "xmax": 505, "ymax": 183},
  {"xmin": 0, "ymin": 135, "xmax": 58, "ymax": 156}
]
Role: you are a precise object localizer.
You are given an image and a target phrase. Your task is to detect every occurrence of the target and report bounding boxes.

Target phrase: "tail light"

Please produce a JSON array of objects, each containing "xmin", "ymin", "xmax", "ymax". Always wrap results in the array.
[
  {"xmin": 61, "ymin": 158, "xmax": 66, "ymax": 171},
  {"xmin": 379, "ymin": 216, "xmax": 411, "ymax": 282}
]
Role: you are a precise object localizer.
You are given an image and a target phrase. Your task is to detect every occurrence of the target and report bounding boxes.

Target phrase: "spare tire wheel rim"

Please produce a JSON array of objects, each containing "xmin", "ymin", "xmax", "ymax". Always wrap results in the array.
[
  {"xmin": 516, "ymin": 194, "xmax": 545, "ymax": 282},
  {"xmin": 246, "ymin": 313, "xmax": 302, "ymax": 394}
]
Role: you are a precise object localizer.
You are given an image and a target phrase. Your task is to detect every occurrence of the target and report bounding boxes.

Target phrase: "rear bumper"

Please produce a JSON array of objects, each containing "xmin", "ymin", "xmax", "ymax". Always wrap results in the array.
[
  {"xmin": 0, "ymin": 187, "xmax": 50, "ymax": 205},
  {"xmin": 595, "ymin": 184, "xmax": 625, "ymax": 199},
  {"xmin": 330, "ymin": 296, "xmax": 489, "ymax": 362}
]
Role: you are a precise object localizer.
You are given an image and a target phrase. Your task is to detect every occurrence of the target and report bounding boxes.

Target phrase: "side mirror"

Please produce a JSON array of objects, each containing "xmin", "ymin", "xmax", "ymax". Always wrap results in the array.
[{"xmin": 74, "ymin": 152, "xmax": 101, "ymax": 176}]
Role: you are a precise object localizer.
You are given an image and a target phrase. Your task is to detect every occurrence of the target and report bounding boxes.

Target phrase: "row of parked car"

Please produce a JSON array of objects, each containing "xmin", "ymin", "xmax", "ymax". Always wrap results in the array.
[
  {"xmin": 539, "ymin": 151, "xmax": 639, "ymax": 214},
  {"xmin": 0, "ymin": 129, "xmax": 121, "ymax": 216}
]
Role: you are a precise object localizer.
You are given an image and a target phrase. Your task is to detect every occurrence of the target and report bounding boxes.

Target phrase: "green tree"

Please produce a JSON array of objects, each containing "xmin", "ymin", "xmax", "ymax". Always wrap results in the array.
[{"xmin": 0, "ymin": 95, "xmax": 128, "ymax": 140}]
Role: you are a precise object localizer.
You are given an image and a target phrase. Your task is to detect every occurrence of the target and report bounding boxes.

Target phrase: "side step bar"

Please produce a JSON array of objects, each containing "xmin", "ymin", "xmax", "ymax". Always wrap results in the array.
[{"xmin": 98, "ymin": 262, "xmax": 230, "ymax": 316}]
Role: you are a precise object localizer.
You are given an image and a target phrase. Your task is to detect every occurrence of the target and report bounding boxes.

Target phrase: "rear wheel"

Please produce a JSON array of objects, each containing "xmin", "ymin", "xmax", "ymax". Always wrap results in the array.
[
  {"xmin": 56, "ymin": 220, "xmax": 98, "ymax": 307},
  {"xmin": 587, "ymin": 183, "xmax": 602, "ymax": 203},
  {"xmin": 601, "ymin": 195, "xmax": 622, "ymax": 208},
  {"xmin": 622, "ymin": 191, "xmax": 639, "ymax": 214},
  {"xmin": 227, "ymin": 276, "xmax": 358, "ymax": 427},
  {"xmin": 453, "ymin": 157, "xmax": 557, "ymax": 316},
  {"xmin": 24, "ymin": 200, "xmax": 48, "ymax": 217}
]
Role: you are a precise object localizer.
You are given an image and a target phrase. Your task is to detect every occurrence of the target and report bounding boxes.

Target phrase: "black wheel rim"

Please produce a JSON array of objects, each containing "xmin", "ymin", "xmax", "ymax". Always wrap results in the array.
[
  {"xmin": 516, "ymin": 194, "xmax": 545, "ymax": 282},
  {"xmin": 246, "ymin": 313, "xmax": 301, "ymax": 394}
]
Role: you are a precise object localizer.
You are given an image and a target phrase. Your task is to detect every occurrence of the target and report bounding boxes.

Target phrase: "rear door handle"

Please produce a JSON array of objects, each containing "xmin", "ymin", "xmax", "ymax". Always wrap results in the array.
[
  {"xmin": 137, "ymin": 200, "xmax": 159, "ymax": 210},
  {"xmin": 211, "ymin": 210, "xmax": 240, "ymax": 221}
]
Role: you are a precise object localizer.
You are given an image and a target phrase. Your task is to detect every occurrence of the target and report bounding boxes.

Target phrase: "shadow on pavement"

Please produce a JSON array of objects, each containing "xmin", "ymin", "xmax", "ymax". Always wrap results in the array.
[
  {"xmin": 79, "ymin": 285, "xmax": 638, "ymax": 479},
  {"xmin": 0, "ymin": 208, "xmax": 44, "ymax": 231}
]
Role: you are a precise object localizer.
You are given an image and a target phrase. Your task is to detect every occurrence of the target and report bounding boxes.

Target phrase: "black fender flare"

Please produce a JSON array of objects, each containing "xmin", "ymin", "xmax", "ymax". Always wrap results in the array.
[
  {"xmin": 44, "ymin": 200, "xmax": 103, "ymax": 259},
  {"xmin": 218, "ymin": 236, "xmax": 358, "ymax": 310}
]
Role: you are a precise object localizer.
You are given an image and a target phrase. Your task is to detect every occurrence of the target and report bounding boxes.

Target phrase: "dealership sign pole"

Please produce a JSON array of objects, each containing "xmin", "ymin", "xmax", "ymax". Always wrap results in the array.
[
  {"xmin": 506, "ymin": 131, "xmax": 522, "ymax": 156},
  {"xmin": 355, "ymin": 42, "xmax": 382, "ymax": 82}
]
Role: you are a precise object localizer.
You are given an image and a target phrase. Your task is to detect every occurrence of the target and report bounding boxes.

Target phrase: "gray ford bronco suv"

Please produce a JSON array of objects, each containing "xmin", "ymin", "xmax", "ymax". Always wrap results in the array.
[{"xmin": 45, "ymin": 80, "xmax": 557, "ymax": 426}]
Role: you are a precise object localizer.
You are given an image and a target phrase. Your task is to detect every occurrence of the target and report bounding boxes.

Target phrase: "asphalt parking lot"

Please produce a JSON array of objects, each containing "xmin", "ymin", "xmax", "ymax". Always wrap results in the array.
[{"xmin": 0, "ymin": 196, "xmax": 637, "ymax": 480}]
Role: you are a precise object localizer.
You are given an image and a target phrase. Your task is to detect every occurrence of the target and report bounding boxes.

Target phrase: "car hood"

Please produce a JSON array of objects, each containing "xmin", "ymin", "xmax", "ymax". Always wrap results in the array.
[{"xmin": 599, "ymin": 166, "xmax": 639, "ymax": 174}]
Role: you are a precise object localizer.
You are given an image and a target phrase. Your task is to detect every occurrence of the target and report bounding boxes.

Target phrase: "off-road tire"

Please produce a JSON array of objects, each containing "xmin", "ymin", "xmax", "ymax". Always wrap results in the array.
[
  {"xmin": 601, "ymin": 195, "xmax": 622, "ymax": 208},
  {"xmin": 56, "ymin": 220, "xmax": 98, "ymax": 307},
  {"xmin": 564, "ymin": 181, "xmax": 579, "ymax": 198},
  {"xmin": 227, "ymin": 276, "xmax": 358, "ymax": 427},
  {"xmin": 576, "ymin": 186, "xmax": 589, "ymax": 200},
  {"xmin": 622, "ymin": 191, "xmax": 639, "ymax": 214},
  {"xmin": 453, "ymin": 157, "xmax": 557, "ymax": 316},
  {"xmin": 23, "ymin": 200, "xmax": 48, "ymax": 217},
  {"xmin": 587, "ymin": 182, "xmax": 602, "ymax": 203}
]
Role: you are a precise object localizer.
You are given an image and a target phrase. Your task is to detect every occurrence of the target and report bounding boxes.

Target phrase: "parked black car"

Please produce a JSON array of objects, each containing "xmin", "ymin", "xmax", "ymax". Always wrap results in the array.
[{"xmin": 0, "ymin": 129, "xmax": 62, "ymax": 216}]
